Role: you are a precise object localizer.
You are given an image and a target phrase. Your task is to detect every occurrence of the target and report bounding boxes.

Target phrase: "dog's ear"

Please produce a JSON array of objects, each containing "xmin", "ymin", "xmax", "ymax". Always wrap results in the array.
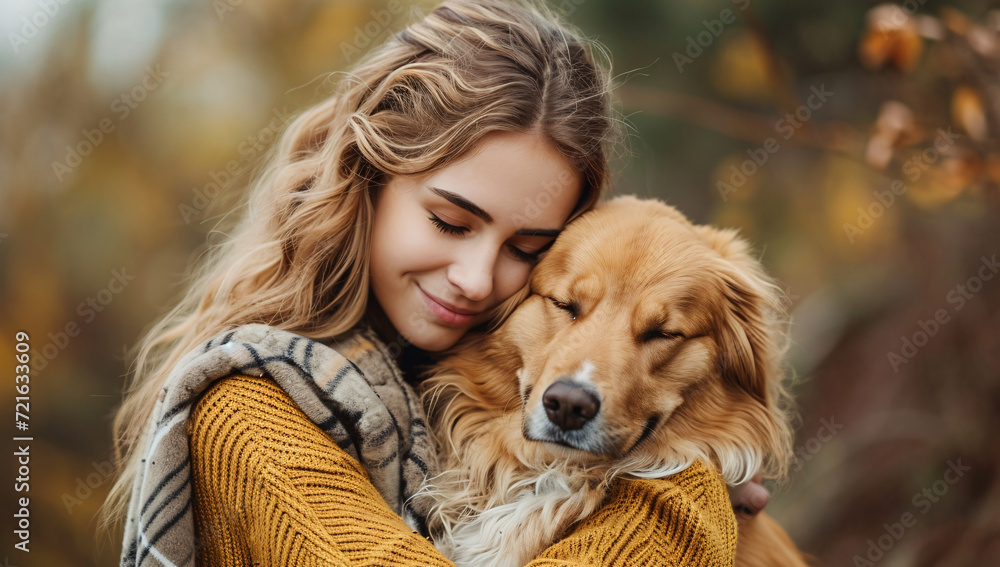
[
  {"xmin": 691, "ymin": 226, "xmax": 781, "ymax": 403},
  {"xmin": 715, "ymin": 283, "xmax": 778, "ymax": 420},
  {"xmin": 691, "ymin": 224, "xmax": 794, "ymax": 479}
]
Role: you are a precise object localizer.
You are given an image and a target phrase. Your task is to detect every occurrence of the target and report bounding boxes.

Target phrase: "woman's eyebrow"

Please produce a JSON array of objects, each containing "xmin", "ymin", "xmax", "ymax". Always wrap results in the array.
[
  {"xmin": 430, "ymin": 187, "xmax": 493, "ymax": 222},
  {"xmin": 515, "ymin": 228, "xmax": 561, "ymax": 237},
  {"xmin": 428, "ymin": 186, "xmax": 562, "ymax": 237}
]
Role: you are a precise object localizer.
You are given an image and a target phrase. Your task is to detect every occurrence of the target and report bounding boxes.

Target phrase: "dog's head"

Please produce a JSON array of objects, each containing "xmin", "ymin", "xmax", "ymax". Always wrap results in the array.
[{"xmin": 497, "ymin": 195, "xmax": 794, "ymax": 484}]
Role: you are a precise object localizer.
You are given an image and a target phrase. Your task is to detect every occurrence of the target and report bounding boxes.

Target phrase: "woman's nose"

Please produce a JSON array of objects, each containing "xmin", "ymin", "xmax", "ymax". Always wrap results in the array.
[{"xmin": 447, "ymin": 243, "xmax": 497, "ymax": 302}]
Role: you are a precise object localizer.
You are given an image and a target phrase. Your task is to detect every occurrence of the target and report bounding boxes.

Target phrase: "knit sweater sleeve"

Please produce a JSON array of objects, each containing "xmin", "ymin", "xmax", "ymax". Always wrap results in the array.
[
  {"xmin": 188, "ymin": 374, "xmax": 452, "ymax": 566},
  {"xmin": 189, "ymin": 375, "xmax": 735, "ymax": 566},
  {"xmin": 529, "ymin": 461, "xmax": 738, "ymax": 566}
]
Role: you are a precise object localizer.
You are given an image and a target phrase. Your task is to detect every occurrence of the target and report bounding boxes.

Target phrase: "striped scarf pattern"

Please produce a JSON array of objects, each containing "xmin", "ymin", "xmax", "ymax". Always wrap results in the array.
[{"xmin": 120, "ymin": 323, "xmax": 437, "ymax": 566}]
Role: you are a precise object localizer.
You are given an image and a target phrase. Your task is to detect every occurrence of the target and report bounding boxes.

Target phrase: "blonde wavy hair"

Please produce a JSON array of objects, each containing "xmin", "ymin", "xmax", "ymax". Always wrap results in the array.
[{"xmin": 102, "ymin": 0, "xmax": 618, "ymax": 536}]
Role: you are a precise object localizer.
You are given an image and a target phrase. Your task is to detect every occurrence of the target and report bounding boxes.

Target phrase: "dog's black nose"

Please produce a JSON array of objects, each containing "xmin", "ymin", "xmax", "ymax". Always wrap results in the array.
[{"xmin": 542, "ymin": 381, "xmax": 600, "ymax": 431}]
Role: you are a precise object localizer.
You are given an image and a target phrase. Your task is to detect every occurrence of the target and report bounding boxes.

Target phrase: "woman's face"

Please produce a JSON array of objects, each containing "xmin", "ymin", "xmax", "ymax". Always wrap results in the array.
[{"xmin": 369, "ymin": 130, "xmax": 583, "ymax": 352}]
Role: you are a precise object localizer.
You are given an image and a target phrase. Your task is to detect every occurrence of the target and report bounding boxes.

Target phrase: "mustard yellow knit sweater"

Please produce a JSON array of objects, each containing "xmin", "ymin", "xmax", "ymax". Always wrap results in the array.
[{"xmin": 188, "ymin": 375, "xmax": 737, "ymax": 566}]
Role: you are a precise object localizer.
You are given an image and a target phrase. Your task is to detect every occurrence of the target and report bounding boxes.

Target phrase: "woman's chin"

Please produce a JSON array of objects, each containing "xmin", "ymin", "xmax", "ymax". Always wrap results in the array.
[{"xmin": 400, "ymin": 323, "xmax": 465, "ymax": 353}]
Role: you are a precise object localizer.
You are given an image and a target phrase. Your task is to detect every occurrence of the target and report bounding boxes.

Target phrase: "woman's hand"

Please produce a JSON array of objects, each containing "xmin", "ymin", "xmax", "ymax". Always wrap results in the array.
[{"xmin": 728, "ymin": 474, "xmax": 769, "ymax": 516}]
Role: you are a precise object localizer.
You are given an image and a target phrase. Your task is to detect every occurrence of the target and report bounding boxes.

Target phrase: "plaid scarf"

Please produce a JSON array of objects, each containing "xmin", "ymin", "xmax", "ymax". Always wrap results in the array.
[{"xmin": 119, "ymin": 322, "xmax": 437, "ymax": 567}]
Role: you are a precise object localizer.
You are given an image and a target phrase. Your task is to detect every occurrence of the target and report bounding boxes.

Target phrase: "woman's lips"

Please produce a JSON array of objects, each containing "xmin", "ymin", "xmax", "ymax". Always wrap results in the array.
[{"xmin": 419, "ymin": 287, "xmax": 480, "ymax": 325}]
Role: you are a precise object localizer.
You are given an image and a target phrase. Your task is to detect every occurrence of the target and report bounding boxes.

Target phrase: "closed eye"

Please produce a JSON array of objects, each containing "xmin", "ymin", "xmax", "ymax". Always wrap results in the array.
[
  {"xmin": 428, "ymin": 214, "xmax": 467, "ymax": 235},
  {"xmin": 639, "ymin": 329, "xmax": 685, "ymax": 343},
  {"xmin": 507, "ymin": 245, "xmax": 541, "ymax": 263},
  {"xmin": 508, "ymin": 238, "xmax": 555, "ymax": 264},
  {"xmin": 430, "ymin": 214, "xmax": 547, "ymax": 264},
  {"xmin": 548, "ymin": 297, "xmax": 578, "ymax": 320}
]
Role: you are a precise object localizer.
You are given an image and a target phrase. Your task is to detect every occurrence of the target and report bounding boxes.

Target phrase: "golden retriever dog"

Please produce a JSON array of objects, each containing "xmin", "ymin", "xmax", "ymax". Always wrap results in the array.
[{"xmin": 418, "ymin": 195, "xmax": 807, "ymax": 567}]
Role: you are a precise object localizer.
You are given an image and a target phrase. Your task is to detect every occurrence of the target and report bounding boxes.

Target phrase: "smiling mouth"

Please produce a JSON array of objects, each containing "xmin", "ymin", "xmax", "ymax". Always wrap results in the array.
[
  {"xmin": 418, "ymin": 285, "xmax": 482, "ymax": 325},
  {"xmin": 522, "ymin": 425, "xmax": 580, "ymax": 450},
  {"xmin": 536, "ymin": 437, "xmax": 581, "ymax": 451},
  {"xmin": 521, "ymin": 415, "xmax": 613, "ymax": 455},
  {"xmin": 422, "ymin": 288, "xmax": 481, "ymax": 315},
  {"xmin": 520, "ymin": 412, "xmax": 661, "ymax": 457},
  {"xmin": 524, "ymin": 430, "xmax": 616, "ymax": 457}
]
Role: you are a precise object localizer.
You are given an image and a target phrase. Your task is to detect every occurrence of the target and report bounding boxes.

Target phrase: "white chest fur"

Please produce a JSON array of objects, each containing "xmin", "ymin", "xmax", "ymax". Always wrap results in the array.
[{"xmin": 428, "ymin": 465, "xmax": 606, "ymax": 567}]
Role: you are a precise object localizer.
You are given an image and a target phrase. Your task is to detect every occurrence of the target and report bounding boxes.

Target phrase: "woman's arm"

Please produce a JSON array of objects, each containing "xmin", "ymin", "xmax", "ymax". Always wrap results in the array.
[
  {"xmin": 189, "ymin": 375, "xmax": 452, "ymax": 566},
  {"xmin": 190, "ymin": 375, "xmax": 736, "ymax": 566},
  {"xmin": 527, "ymin": 460, "xmax": 738, "ymax": 567}
]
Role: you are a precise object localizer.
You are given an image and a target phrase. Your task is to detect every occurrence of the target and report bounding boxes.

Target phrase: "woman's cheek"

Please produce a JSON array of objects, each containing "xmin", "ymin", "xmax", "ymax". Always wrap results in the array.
[
  {"xmin": 495, "ymin": 260, "xmax": 531, "ymax": 302},
  {"xmin": 414, "ymin": 226, "xmax": 453, "ymax": 263},
  {"xmin": 400, "ymin": 215, "xmax": 441, "ymax": 254}
]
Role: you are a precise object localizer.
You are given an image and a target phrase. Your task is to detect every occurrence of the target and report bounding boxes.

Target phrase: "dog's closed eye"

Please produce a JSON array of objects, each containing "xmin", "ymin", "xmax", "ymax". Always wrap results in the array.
[
  {"xmin": 639, "ymin": 329, "xmax": 685, "ymax": 343},
  {"xmin": 548, "ymin": 297, "xmax": 578, "ymax": 320}
]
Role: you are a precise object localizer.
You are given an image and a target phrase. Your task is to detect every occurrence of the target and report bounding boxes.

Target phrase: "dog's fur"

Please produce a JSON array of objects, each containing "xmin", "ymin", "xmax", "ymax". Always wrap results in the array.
[{"xmin": 417, "ymin": 196, "xmax": 806, "ymax": 567}]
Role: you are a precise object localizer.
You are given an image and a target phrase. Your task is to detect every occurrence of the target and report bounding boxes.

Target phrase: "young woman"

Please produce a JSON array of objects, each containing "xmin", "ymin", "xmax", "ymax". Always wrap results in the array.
[{"xmin": 104, "ymin": 1, "xmax": 765, "ymax": 564}]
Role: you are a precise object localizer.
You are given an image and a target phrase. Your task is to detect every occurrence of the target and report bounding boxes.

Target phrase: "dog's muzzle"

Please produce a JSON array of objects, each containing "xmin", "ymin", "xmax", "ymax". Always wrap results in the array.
[
  {"xmin": 524, "ymin": 380, "xmax": 610, "ymax": 454},
  {"xmin": 542, "ymin": 380, "xmax": 600, "ymax": 431}
]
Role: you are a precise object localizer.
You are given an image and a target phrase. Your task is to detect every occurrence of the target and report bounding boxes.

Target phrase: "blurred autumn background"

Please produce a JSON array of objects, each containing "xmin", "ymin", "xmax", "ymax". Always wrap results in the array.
[{"xmin": 1, "ymin": 0, "xmax": 999, "ymax": 564}]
